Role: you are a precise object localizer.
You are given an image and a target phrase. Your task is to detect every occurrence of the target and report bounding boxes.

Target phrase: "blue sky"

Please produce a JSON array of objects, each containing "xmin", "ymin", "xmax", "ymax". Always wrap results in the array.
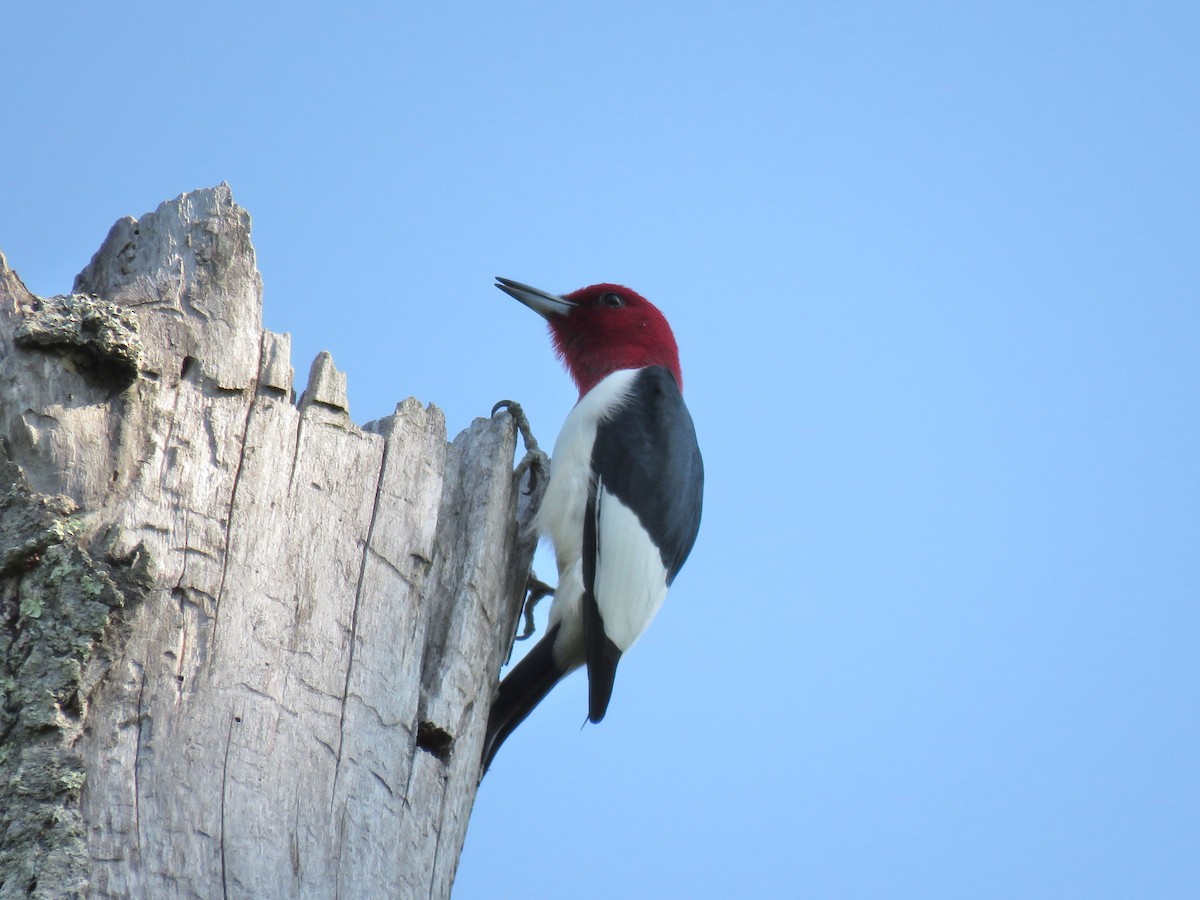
[{"xmin": 4, "ymin": 2, "xmax": 1198, "ymax": 897}]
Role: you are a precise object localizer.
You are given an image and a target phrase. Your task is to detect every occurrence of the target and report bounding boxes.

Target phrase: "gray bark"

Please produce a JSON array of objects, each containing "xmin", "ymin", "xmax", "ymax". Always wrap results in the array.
[{"xmin": 0, "ymin": 186, "xmax": 537, "ymax": 899}]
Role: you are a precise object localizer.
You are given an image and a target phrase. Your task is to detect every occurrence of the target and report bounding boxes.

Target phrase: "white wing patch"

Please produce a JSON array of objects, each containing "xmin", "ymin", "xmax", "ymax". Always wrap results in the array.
[{"xmin": 593, "ymin": 480, "xmax": 669, "ymax": 652}]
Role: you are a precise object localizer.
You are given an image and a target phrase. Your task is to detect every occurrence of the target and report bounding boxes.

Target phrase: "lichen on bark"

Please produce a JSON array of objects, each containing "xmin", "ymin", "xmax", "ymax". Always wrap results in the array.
[
  {"xmin": 13, "ymin": 293, "xmax": 141, "ymax": 390},
  {"xmin": 0, "ymin": 459, "xmax": 151, "ymax": 899}
]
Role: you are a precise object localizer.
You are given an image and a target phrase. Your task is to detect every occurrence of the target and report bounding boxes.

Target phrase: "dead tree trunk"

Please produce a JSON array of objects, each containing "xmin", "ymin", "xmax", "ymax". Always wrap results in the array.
[{"xmin": 0, "ymin": 186, "xmax": 537, "ymax": 899}]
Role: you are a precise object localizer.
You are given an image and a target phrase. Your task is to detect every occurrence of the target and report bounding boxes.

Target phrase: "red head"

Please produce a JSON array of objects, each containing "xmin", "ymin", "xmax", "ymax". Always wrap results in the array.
[{"xmin": 496, "ymin": 277, "xmax": 682, "ymax": 397}]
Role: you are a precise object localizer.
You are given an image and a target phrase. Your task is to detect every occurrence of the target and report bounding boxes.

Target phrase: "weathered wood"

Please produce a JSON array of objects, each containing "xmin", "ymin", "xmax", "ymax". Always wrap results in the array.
[{"xmin": 0, "ymin": 186, "xmax": 538, "ymax": 898}]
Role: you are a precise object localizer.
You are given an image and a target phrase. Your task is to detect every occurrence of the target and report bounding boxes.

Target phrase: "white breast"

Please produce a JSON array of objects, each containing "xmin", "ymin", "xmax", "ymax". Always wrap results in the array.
[
  {"xmin": 538, "ymin": 369, "xmax": 639, "ymax": 664},
  {"xmin": 536, "ymin": 369, "xmax": 638, "ymax": 570}
]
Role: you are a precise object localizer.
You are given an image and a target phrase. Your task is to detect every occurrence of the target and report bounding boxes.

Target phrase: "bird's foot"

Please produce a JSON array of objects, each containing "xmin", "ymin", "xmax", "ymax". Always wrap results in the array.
[
  {"xmin": 492, "ymin": 400, "xmax": 550, "ymax": 493},
  {"xmin": 516, "ymin": 573, "xmax": 555, "ymax": 642}
]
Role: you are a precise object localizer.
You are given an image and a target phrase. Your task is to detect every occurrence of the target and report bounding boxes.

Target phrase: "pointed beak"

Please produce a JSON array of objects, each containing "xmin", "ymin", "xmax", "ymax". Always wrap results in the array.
[{"xmin": 495, "ymin": 276, "xmax": 576, "ymax": 320}]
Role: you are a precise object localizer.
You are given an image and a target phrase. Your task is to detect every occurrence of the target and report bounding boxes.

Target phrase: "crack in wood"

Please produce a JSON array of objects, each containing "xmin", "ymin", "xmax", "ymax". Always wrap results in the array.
[
  {"xmin": 209, "ymin": 338, "xmax": 265, "ymax": 660},
  {"xmin": 219, "ymin": 711, "xmax": 236, "ymax": 900},
  {"xmin": 287, "ymin": 417, "xmax": 306, "ymax": 493},
  {"xmin": 132, "ymin": 661, "xmax": 146, "ymax": 849},
  {"xmin": 331, "ymin": 433, "xmax": 392, "ymax": 801}
]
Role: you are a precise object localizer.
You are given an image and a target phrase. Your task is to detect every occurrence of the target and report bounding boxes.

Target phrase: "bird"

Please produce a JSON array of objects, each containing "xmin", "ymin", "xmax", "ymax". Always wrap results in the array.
[{"xmin": 482, "ymin": 276, "xmax": 704, "ymax": 774}]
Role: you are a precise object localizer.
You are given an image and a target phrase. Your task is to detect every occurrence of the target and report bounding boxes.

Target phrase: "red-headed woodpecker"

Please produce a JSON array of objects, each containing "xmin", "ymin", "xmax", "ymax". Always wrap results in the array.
[{"xmin": 482, "ymin": 277, "xmax": 704, "ymax": 773}]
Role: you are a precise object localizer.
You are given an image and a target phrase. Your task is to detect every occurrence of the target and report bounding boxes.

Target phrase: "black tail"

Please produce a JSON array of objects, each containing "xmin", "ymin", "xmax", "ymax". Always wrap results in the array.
[
  {"xmin": 583, "ymin": 593, "xmax": 623, "ymax": 723},
  {"xmin": 481, "ymin": 625, "xmax": 568, "ymax": 776}
]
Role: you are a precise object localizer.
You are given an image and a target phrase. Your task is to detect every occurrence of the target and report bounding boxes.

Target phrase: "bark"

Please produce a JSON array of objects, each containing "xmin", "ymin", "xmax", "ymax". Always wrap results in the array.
[{"xmin": 0, "ymin": 186, "xmax": 538, "ymax": 899}]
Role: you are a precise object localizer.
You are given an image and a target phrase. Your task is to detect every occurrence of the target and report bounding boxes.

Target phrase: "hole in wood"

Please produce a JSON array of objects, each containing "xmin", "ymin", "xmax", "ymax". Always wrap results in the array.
[
  {"xmin": 416, "ymin": 721, "xmax": 454, "ymax": 763},
  {"xmin": 61, "ymin": 691, "xmax": 83, "ymax": 719}
]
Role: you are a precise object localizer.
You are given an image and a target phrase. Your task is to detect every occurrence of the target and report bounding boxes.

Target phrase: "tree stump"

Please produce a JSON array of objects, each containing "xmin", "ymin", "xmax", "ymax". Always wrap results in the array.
[{"xmin": 0, "ymin": 186, "xmax": 537, "ymax": 899}]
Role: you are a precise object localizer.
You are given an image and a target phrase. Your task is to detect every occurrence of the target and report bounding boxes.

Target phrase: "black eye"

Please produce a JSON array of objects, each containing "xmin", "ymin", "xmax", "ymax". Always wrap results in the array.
[{"xmin": 599, "ymin": 292, "xmax": 625, "ymax": 308}]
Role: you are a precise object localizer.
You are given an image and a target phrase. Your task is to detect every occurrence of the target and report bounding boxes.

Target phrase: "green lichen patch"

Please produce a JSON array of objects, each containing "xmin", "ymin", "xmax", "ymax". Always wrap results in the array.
[
  {"xmin": 14, "ymin": 293, "xmax": 142, "ymax": 389},
  {"xmin": 0, "ymin": 459, "xmax": 150, "ymax": 897}
]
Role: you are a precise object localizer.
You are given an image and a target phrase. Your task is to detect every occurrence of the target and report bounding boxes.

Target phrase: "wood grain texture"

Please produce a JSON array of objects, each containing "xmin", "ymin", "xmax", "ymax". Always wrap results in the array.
[{"xmin": 0, "ymin": 186, "xmax": 537, "ymax": 898}]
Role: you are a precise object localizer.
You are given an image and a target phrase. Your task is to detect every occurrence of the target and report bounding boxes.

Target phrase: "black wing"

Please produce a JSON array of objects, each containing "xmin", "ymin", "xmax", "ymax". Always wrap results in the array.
[{"xmin": 581, "ymin": 366, "xmax": 704, "ymax": 722}]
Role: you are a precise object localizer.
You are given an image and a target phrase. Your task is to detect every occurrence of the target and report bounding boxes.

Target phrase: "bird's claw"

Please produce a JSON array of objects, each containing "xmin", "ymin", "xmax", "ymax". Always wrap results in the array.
[
  {"xmin": 516, "ymin": 575, "xmax": 555, "ymax": 642},
  {"xmin": 492, "ymin": 400, "xmax": 549, "ymax": 493},
  {"xmin": 490, "ymin": 398, "xmax": 518, "ymax": 419},
  {"xmin": 515, "ymin": 448, "xmax": 550, "ymax": 495}
]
